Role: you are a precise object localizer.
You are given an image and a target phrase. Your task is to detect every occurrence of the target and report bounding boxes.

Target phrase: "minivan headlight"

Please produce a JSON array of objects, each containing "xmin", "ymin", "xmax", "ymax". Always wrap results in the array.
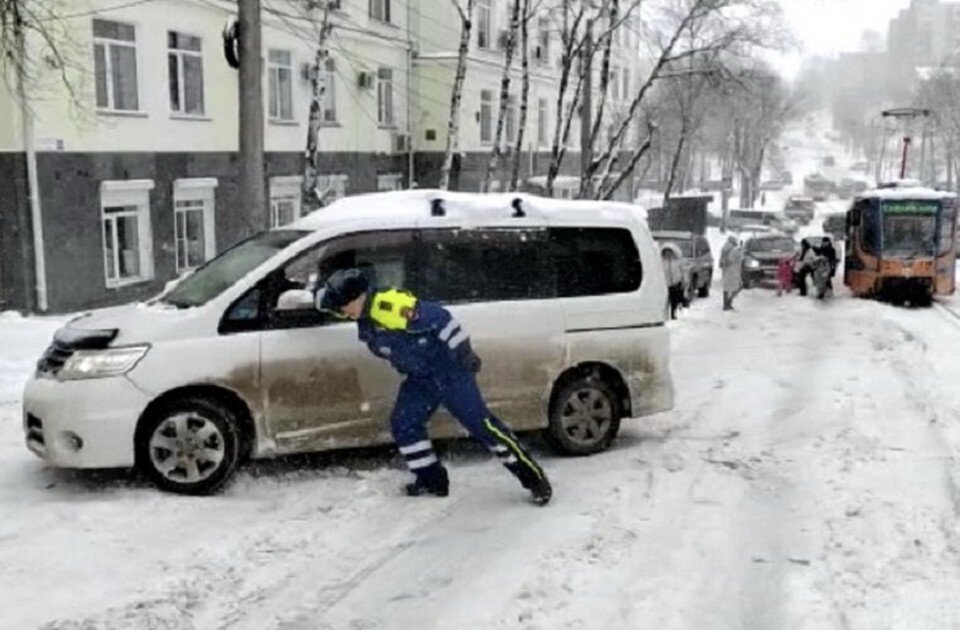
[
  {"xmin": 59, "ymin": 345, "xmax": 149, "ymax": 380},
  {"xmin": 746, "ymin": 258, "xmax": 761, "ymax": 269}
]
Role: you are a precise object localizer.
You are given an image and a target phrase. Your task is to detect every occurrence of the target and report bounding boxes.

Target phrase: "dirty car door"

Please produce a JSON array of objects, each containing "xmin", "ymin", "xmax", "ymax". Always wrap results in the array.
[{"xmin": 259, "ymin": 230, "xmax": 418, "ymax": 454}]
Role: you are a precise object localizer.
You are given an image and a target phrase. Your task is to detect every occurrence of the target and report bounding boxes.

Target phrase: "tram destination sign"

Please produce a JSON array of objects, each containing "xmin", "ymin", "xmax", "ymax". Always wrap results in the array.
[{"xmin": 881, "ymin": 200, "xmax": 940, "ymax": 214}]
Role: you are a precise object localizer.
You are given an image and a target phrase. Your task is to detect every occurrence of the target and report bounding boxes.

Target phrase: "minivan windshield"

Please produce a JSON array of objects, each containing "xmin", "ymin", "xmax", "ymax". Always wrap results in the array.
[{"xmin": 161, "ymin": 230, "xmax": 309, "ymax": 308}]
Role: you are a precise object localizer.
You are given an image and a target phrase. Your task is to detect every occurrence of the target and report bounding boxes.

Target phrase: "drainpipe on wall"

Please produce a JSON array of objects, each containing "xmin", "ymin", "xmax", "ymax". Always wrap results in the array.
[{"xmin": 15, "ymin": 23, "xmax": 48, "ymax": 312}]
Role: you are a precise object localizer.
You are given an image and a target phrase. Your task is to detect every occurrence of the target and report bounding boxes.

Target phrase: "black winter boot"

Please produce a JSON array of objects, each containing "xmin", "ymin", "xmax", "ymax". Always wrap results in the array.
[
  {"xmin": 405, "ymin": 463, "xmax": 449, "ymax": 497},
  {"xmin": 506, "ymin": 461, "xmax": 552, "ymax": 506}
]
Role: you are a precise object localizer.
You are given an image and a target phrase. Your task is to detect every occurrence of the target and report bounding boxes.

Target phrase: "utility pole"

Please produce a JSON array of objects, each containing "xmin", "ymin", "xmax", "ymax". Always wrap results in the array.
[
  {"xmin": 579, "ymin": 18, "xmax": 593, "ymax": 198},
  {"xmin": 238, "ymin": 0, "xmax": 266, "ymax": 231}
]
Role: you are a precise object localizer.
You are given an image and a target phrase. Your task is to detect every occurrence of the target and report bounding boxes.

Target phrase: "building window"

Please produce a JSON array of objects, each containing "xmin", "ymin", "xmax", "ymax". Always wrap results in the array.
[
  {"xmin": 369, "ymin": 0, "xmax": 391, "ymax": 23},
  {"xmin": 480, "ymin": 89, "xmax": 493, "ymax": 145},
  {"xmin": 268, "ymin": 49, "xmax": 294, "ymax": 121},
  {"xmin": 173, "ymin": 178, "xmax": 217, "ymax": 271},
  {"xmin": 377, "ymin": 67, "xmax": 394, "ymax": 126},
  {"xmin": 477, "ymin": 0, "xmax": 491, "ymax": 50},
  {"xmin": 622, "ymin": 68, "xmax": 630, "ymax": 100},
  {"xmin": 377, "ymin": 173, "xmax": 403, "ymax": 191},
  {"xmin": 168, "ymin": 31, "xmax": 205, "ymax": 116},
  {"xmin": 93, "ymin": 19, "xmax": 140, "ymax": 112},
  {"xmin": 537, "ymin": 17, "xmax": 550, "ymax": 64},
  {"xmin": 323, "ymin": 57, "xmax": 337, "ymax": 123},
  {"xmin": 537, "ymin": 98, "xmax": 548, "ymax": 147},
  {"xmin": 100, "ymin": 180, "xmax": 154, "ymax": 287},
  {"xmin": 316, "ymin": 174, "xmax": 349, "ymax": 204},
  {"xmin": 505, "ymin": 95, "xmax": 517, "ymax": 144},
  {"xmin": 270, "ymin": 176, "xmax": 302, "ymax": 227},
  {"xmin": 611, "ymin": 66, "xmax": 620, "ymax": 100}
]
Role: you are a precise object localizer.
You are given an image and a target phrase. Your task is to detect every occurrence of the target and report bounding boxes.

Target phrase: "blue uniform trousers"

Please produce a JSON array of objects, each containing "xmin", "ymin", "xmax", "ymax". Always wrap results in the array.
[{"xmin": 391, "ymin": 371, "xmax": 545, "ymax": 489}]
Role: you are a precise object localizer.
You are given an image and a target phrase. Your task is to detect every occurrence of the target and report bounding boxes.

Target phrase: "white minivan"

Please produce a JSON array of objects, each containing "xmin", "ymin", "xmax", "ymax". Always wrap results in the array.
[{"xmin": 23, "ymin": 191, "xmax": 674, "ymax": 494}]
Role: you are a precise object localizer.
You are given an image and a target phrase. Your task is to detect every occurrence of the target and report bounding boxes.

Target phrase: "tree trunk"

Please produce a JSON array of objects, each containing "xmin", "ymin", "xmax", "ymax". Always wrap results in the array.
[
  {"xmin": 582, "ymin": 0, "xmax": 617, "ymax": 199},
  {"xmin": 509, "ymin": 0, "xmax": 531, "ymax": 191},
  {"xmin": 546, "ymin": 2, "xmax": 585, "ymax": 196},
  {"xmin": 482, "ymin": 0, "xmax": 522, "ymax": 191},
  {"xmin": 663, "ymin": 118, "xmax": 689, "ymax": 204},
  {"xmin": 302, "ymin": 7, "xmax": 331, "ymax": 212},
  {"xmin": 441, "ymin": 0, "xmax": 474, "ymax": 190}
]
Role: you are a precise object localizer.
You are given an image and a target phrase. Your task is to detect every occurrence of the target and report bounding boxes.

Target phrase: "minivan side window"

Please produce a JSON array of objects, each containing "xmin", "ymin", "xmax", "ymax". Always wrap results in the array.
[
  {"xmin": 265, "ymin": 230, "xmax": 418, "ymax": 329},
  {"xmin": 419, "ymin": 228, "xmax": 551, "ymax": 303},
  {"xmin": 549, "ymin": 227, "xmax": 642, "ymax": 296}
]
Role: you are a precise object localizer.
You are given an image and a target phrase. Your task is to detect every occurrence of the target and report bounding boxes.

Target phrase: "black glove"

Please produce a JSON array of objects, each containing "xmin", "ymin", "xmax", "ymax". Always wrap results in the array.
[{"xmin": 462, "ymin": 350, "xmax": 482, "ymax": 373}]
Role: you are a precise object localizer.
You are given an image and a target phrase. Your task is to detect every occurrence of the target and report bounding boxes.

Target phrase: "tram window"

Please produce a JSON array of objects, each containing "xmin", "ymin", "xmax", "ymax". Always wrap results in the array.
[
  {"xmin": 939, "ymin": 204, "xmax": 956, "ymax": 256},
  {"xmin": 862, "ymin": 214, "xmax": 879, "ymax": 254}
]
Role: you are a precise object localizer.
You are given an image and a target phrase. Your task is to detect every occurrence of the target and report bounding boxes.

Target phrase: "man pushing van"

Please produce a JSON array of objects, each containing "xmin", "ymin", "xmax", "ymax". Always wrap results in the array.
[{"xmin": 314, "ymin": 268, "xmax": 553, "ymax": 505}]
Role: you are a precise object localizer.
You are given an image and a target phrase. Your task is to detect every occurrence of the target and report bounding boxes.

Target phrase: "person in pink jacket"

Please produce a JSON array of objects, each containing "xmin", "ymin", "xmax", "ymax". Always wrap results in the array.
[{"xmin": 776, "ymin": 254, "xmax": 797, "ymax": 297}]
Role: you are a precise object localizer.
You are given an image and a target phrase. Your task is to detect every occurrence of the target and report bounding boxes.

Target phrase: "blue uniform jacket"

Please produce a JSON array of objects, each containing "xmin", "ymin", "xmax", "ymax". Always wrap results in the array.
[{"xmin": 357, "ymin": 288, "xmax": 477, "ymax": 379}]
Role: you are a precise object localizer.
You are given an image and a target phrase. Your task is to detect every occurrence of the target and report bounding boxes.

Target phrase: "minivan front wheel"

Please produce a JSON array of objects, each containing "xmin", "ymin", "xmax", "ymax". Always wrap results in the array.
[
  {"xmin": 547, "ymin": 377, "xmax": 622, "ymax": 455},
  {"xmin": 136, "ymin": 396, "xmax": 240, "ymax": 495}
]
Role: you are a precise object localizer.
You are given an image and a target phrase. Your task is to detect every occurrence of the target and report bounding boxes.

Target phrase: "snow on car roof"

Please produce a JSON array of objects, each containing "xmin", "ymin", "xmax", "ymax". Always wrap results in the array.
[
  {"xmin": 652, "ymin": 230, "xmax": 695, "ymax": 239},
  {"xmin": 289, "ymin": 189, "xmax": 639, "ymax": 231}
]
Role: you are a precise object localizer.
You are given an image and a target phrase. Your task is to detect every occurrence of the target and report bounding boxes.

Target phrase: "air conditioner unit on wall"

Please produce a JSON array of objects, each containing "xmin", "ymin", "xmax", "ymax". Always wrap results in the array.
[{"xmin": 357, "ymin": 71, "xmax": 374, "ymax": 89}]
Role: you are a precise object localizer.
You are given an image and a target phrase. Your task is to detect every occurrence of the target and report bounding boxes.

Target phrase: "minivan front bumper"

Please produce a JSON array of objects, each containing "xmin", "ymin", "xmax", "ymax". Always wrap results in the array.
[{"xmin": 22, "ymin": 375, "xmax": 150, "ymax": 468}]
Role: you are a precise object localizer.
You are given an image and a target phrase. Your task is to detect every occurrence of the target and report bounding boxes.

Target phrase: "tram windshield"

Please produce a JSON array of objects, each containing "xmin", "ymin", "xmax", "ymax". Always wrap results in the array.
[{"xmin": 881, "ymin": 200, "xmax": 939, "ymax": 257}]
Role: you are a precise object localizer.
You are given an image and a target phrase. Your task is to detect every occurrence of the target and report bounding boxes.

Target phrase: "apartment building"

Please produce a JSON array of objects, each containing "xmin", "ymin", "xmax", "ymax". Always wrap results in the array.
[{"xmin": 0, "ymin": 0, "xmax": 642, "ymax": 312}]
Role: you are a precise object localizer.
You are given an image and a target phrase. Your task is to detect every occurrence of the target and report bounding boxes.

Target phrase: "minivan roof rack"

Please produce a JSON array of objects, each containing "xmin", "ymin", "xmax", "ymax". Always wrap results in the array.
[
  {"xmin": 430, "ymin": 198, "xmax": 446, "ymax": 217},
  {"xmin": 511, "ymin": 197, "xmax": 525, "ymax": 218}
]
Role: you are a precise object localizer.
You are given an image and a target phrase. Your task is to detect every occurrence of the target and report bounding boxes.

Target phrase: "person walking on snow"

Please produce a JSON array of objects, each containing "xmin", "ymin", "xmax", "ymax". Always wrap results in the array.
[
  {"xmin": 660, "ymin": 243, "xmax": 686, "ymax": 319},
  {"xmin": 314, "ymin": 268, "xmax": 552, "ymax": 505},
  {"xmin": 720, "ymin": 235, "xmax": 743, "ymax": 311},
  {"xmin": 776, "ymin": 253, "xmax": 797, "ymax": 297}
]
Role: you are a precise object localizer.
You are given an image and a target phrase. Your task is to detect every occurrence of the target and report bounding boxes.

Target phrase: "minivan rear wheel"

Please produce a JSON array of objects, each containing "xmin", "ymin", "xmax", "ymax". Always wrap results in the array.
[
  {"xmin": 136, "ymin": 396, "xmax": 240, "ymax": 495},
  {"xmin": 547, "ymin": 377, "xmax": 622, "ymax": 455}
]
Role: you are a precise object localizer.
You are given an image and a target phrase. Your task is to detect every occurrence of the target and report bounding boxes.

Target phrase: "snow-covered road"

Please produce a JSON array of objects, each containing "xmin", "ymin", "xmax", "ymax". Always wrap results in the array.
[{"xmin": 4, "ymin": 281, "xmax": 960, "ymax": 629}]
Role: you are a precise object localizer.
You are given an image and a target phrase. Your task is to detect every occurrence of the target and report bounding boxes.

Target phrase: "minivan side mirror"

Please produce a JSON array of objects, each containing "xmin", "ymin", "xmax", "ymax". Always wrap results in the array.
[{"xmin": 275, "ymin": 289, "xmax": 315, "ymax": 311}]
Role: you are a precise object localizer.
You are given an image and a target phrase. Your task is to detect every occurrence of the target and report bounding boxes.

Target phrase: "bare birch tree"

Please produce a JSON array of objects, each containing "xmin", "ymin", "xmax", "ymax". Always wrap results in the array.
[
  {"xmin": 441, "ymin": 0, "xmax": 475, "ymax": 190},
  {"xmin": 482, "ymin": 0, "xmax": 523, "ymax": 191},
  {"xmin": 302, "ymin": 4, "xmax": 333, "ymax": 211},
  {"xmin": 509, "ymin": 0, "xmax": 531, "ymax": 191}
]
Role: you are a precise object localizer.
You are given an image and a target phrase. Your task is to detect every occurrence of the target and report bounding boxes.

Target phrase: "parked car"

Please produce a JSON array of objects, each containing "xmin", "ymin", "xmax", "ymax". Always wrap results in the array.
[
  {"xmin": 652, "ymin": 230, "xmax": 715, "ymax": 300},
  {"xmin": 823, "ymin": 213, "xmax": 846, "ymax": 239},
  {"xmin": 23, "ymin": 191, "xmax": 676, "ymax": 495},
  {"xmin": 784, "ymin": 196, "xmax": 816, "ymax": 225},
  {"xmin": 742, "ymin": 234, "xmax": 799, "ymax": 288},
  {"xmin": 726, "ymin": 209, "xmax": 782, "ymax": 232}
]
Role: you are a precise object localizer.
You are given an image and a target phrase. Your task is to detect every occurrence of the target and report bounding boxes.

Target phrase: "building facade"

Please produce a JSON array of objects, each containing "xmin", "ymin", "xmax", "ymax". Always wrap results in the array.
[{"xmin": 0, "ymin": 0, "xmax": 642, "ymax": 313}]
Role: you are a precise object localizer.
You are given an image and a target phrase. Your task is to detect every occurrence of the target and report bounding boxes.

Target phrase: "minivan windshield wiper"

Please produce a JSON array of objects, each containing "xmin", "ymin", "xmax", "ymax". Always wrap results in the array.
[{"xmin": 161, "ymin": 230, "xmax": 309, "ymax": 308}]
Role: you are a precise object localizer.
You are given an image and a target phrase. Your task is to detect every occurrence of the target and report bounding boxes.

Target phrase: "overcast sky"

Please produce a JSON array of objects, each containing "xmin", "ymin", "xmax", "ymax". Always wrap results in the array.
[{"xmin": 772, "ymin": 0, "xmax": 912, "ymax": 79}]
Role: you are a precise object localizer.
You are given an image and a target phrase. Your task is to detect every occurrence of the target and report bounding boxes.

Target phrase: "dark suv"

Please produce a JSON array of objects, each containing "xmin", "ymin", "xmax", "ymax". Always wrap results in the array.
[
  {"xmin": 784, "ymin": 197, "xmax": 816, "ymax": 225},
  {"xmin": 742, "ymin": 235, "xmax": 798, "ymax": 288}
]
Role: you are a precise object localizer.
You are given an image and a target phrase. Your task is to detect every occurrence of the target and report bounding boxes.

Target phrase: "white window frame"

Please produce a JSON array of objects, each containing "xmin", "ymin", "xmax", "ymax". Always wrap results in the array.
[
  {"xmin": 537, "ymin": 17, "xmax": 550, "ymax": 65},
  {"xmin": 377, "ymin": 67, "xmax": 394, "ymax": 126},
  {"xmin": 100, "ymin": 179, "xmax": 155, "ymax": 288},
  {"xmin": 369, "ymin": 0, "xmax": 391, "ymax": 23},
  {"xmin": 270, "ymin": 176, "xmax": 303, "ymax": 227},
  {"xmin": 377, "ymin": 173, "xmax": 403, "ymax": 191},
  {"xmin": 323, "ymin": 57, "xmax": 337, "ymax": 123},
  {"xmin": 316, "ymin": 174, "xmax": 349, "ymax": 204},
  {"xmin": 537, "ymin": 98, "xmax": 548, "ymax": 147},
  {"xmin": 173, "ymin": 178, "xmax": 217, "ymax": 272},
  {"xmin": 480, "ymin": 89, "xmax": 493, "ymax": 145},
  {"xmin": 505, "ymin": 95, "xmax": 517, "ymax": 144},
  {"xmin": 477, "ymin": 0, "xmax": 492, "ymax": 50},
  {"xmin": 268, "ymin": 49, "xmax": 294, "ymax": 121},
  {"xmin": 93, "ymin": 19, "xmax": 142, "ymax": 113},
  {"xmin": 167, "ymin": 30, "xmax": 205, "ymax": 116}
]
